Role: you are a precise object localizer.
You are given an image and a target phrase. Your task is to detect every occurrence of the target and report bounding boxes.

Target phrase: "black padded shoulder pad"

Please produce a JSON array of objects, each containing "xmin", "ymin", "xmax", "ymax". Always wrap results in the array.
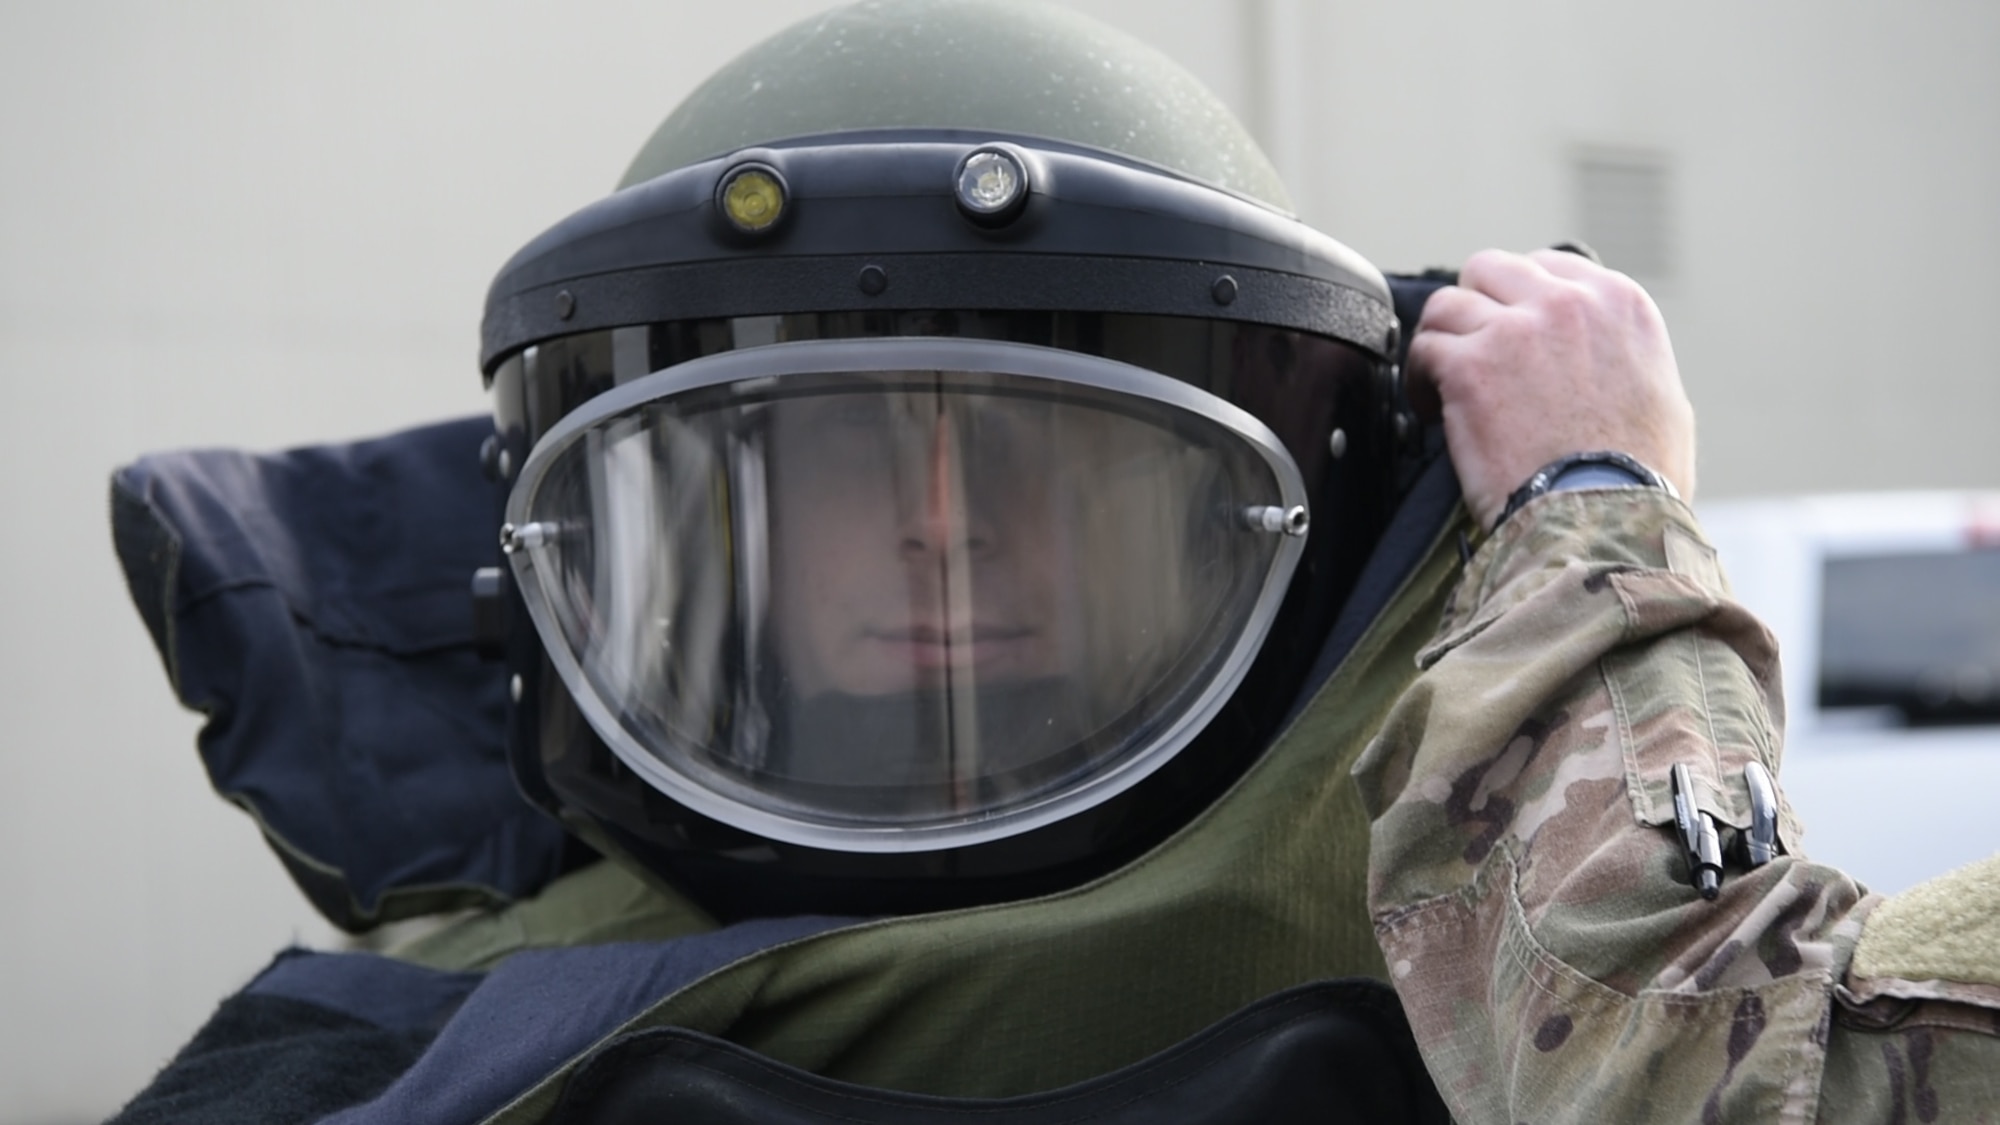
[
  {"xmin": 550, "ymin": 978, "xmax": 1449, "ymax": 1125},
  {"xmin": 108, "ymin": 416, "xmax": 576, "ymax": 931}
]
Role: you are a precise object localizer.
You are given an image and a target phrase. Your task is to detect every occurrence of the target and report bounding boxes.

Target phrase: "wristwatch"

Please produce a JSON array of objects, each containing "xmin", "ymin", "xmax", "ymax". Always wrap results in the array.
[{"xmin": 1495, "ymin": 450, "xmax": 1679, "ymax": 529}]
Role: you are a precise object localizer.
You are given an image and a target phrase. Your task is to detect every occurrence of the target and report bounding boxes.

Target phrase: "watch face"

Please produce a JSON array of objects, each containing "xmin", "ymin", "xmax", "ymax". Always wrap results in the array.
[{"xmin": 1499, "ymin": 451, "xmax": 1672, "ymax": 528}]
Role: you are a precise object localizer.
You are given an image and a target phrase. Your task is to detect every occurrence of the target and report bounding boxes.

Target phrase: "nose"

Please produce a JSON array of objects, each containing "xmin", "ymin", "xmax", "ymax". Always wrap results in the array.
[{"xmin": 901, "ymin": 411, "xmax": 992, "ymax": 559}]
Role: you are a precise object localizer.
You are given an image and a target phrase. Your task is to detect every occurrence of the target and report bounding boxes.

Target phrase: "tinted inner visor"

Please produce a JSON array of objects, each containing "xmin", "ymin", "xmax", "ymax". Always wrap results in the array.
[{"xmin": 504, "ymin": 338, "xmax": 1309, "ymax": 853}]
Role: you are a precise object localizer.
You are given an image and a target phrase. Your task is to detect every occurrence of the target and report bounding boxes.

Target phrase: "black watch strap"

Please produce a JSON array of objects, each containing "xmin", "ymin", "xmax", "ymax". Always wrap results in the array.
[{"xmin": 1495, "ymin": 450, "xmax": 1678, "ymax": 529}]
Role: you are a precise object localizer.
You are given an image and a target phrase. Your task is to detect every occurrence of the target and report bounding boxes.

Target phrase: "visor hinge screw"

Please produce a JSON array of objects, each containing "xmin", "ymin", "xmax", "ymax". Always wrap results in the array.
[
  {"xmin": 1244, "ymin": 504, "xmax": 1310, "ymax": 537},
  {"xmin": 1211, "ymin": 275, "xmax": 1238, "ymax": 306},
  {"xmin": 500, "ymin": 521, "xmax": 553, "ymax": 554},
  {"xmin": 857, "ymin": 264, "xmax": 888, "ymax": 296},
  {"xmin": 555, "ymin": 290, "xmax": 576, "ymax": 320}
]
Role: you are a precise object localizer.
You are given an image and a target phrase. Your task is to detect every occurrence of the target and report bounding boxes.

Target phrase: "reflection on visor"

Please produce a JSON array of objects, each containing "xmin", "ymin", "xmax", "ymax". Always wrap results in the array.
[{"xmin": 505, "ymin": 341, "xmax": 1307, "ymax": 852}]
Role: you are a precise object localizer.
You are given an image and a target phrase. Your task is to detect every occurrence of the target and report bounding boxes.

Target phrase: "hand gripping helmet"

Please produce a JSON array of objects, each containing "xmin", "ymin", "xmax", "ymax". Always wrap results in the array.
[{"xmin": 479, "ymin": 0, "xmax": 1404, "ymax": 919}]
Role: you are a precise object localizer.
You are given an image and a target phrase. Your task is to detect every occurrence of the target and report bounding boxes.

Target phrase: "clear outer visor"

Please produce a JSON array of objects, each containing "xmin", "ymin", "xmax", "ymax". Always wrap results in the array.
[{"xmin": 504, "ymin": 339, "xmax": 1310, "ymax": 853}]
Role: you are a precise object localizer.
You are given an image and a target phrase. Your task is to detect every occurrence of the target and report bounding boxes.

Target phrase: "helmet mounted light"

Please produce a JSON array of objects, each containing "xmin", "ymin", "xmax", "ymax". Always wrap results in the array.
[
  {"xmin": 716, "ymin": 162, "xmax": 788, "ymax": 234},
  {"xmin": 954, "ymin": 146, "xmax": 1031, "ymax": 226}
]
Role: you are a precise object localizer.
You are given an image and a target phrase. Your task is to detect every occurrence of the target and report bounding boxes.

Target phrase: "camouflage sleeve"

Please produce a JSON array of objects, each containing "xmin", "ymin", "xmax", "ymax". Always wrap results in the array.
[{"xmin": 1354, "ymin": 488, "xmax": 2000, "ymax": 1124}]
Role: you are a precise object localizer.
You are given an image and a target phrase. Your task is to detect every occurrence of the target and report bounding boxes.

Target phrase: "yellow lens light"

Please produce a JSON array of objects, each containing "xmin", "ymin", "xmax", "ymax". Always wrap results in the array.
[{"xmin": 720, "ymin": 166, "xmax": 785, "ymax": 232}]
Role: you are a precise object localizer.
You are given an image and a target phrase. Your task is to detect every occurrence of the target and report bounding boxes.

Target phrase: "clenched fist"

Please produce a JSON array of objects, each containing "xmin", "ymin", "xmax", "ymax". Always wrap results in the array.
[{"xmin": 1404, "ymin": 248, "xmax": 1696, "ymax": 531}]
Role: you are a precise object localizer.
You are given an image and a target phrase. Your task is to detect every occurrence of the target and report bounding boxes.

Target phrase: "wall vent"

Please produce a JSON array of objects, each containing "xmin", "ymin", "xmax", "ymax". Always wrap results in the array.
[{"xmin": 1572, "ymin": 150, "xmax": 1675, "ymax": 281}]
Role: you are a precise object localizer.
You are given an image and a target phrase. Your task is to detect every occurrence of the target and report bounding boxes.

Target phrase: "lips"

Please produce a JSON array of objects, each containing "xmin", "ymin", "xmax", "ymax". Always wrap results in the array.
[{"xmin": 864, "ymin": 624, "xmax": 1036, "ymax": 669}]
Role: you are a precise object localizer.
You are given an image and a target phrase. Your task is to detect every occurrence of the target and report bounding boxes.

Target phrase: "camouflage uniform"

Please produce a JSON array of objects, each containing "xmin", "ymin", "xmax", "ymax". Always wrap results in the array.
[{"xmin": 1357, "ymin": 488, "xmax": 2000, "ymax": 1123}]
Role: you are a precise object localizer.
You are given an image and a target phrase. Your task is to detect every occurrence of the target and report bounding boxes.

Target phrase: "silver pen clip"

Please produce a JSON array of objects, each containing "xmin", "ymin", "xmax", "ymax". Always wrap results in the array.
[
  {"xmin": 1742, "ymin": 760, "xmax": 1779, "ymax": 868},
  {"xmin": 1671, "ymin": 762, "xmax": 1724, "ymax": 901}
]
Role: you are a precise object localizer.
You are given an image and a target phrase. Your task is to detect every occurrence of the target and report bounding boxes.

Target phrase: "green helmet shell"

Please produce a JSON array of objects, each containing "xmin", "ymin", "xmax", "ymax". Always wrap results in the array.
[{"xmin": 619, "ymin": 0, "xmax": 1292, "ymax": 211}]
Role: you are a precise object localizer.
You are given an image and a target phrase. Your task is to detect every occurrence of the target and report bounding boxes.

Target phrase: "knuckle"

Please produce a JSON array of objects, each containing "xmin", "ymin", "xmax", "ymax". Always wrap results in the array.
[
  {"xmin": 1598, "ymin": 268, "xmax": 1648, "ymax": 306},
  {"xmin": 1543, "ymin": 280, "xmax": 1593, "ymax": 315},
  {"xmin": 1403, "ymin": 331, "xmax": 1446, "ymax": 374},
  {"xmin": 1406, "ymin": 335, "xmax": 1479, "ymax": 397},
  {"xmin": 1534, "ymin": 282, "xmax": 1597, "ymax": 332},
  {"xmin": 1487, "ymin": 303, "xmax": 1540, "ymax": 344},
  {"xmin": 1415, "ymin": 285, "xmax": 1467, "ymax": 326},
  {"xmin": 1458, "ymin": 248, "xmax": 1513, "ymax": 286}
]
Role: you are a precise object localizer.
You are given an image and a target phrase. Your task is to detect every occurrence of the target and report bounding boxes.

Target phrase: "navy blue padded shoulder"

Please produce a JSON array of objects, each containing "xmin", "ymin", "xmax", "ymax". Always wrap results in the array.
[{"xmin": 111, "ymin": 416, "xmax": 574, "ymax": 931}]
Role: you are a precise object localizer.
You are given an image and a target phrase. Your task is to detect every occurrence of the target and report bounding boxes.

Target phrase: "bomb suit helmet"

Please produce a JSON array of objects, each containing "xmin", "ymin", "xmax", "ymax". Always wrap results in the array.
[{"xmin": 480, "ymin": 0, "xmax": 1402, "ymax": 919}]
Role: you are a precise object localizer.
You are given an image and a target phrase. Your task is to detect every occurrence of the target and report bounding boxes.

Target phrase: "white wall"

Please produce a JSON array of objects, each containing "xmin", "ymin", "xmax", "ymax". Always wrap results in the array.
[
  {"xmin": 1, "ymin": 2, "xmax": 1994, "ymax": 1121},
  {"xmin": 1280, "ymin": 0, "xmax": 2000, "ymax": 497}
]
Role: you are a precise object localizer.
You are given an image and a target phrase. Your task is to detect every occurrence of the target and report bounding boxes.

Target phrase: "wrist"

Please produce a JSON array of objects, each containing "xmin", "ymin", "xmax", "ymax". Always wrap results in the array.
[{"xmin": 1494, "ymin": 450, "xmax": 1678, "ymax": 530}]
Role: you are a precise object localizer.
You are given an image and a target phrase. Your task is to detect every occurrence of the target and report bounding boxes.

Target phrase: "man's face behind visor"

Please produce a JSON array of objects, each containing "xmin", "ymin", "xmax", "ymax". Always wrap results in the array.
[
  {"xmin": 504, "ymin": 339, "xmax": 1309, "ymax": 852},
  {"xmin": 771, "ymin": 378, "xmax": 1214, "ymax": 696},
  {"xmin": 767, "ymin": 376, "xmax": 1228, "ymax": 810},
  {"xmin": 770, "ymin": 380, "xmax": 1073, "ymax": 699}
]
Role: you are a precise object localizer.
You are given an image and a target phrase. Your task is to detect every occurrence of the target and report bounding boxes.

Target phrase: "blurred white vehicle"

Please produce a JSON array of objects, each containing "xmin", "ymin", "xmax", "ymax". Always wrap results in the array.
[{"xmin": 1698, "ymin": 492, "xmax": 2000, "ymax": 895}]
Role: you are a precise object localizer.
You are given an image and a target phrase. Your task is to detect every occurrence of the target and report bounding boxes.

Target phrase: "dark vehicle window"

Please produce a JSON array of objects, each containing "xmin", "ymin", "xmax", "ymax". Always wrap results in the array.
[{"xmin": 1818, "ymin": 548, "xmax": 2000, "ymax": 726}]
